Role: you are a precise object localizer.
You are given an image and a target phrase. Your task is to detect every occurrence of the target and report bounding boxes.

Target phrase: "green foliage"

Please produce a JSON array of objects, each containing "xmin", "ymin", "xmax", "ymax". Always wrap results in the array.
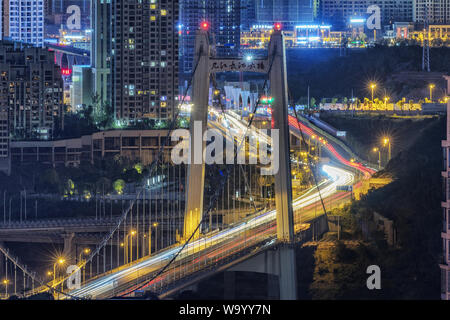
[{"xmin": 113, "ymin": 179, "xmax": 126, "ymax": 195}]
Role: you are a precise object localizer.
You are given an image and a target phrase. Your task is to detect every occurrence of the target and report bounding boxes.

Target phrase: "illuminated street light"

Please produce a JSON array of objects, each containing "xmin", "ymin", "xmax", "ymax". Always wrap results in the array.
[
  {"xmin": 79, "ymin": 248, "xmax": 91, "ymax": 264},
  {"xmin": 372, "ymin": 147, "xmax": 381, "ymax": 169},
  {"xmin": 383, "ymin": 137, "xmax": 391, "ymax": 161},
  {"xmin": 53, "ymin": 257, "xmax": 66, "ymax": 287},
  {"xmin": 370, "ymin": 83, "xmax": 377, "ymax": 103},
  {"xmin": 429, "ymin": 84, "xmax": 435, "ymax": 102},
  {"xmin": 3, "ymin": 279, "xmax": 9, "ymax": 296}
]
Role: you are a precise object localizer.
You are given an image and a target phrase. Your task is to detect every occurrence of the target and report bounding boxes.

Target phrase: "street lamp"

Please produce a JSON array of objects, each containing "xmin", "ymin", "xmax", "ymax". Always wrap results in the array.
[
  {"xmin": 53, "ymin": 258, "xmax": 65, "ymax": 287},
  {"xmin": 384, "ymin": 96, "xmax": 390, "ymax": 109},
  {"xmin": 373, "ymin": 147, "xmax": 381, "ymax": 169},
  {"xmin": 3, "ymin": 279, "xmax": 9, "ymax": 297},
  {"xmin": 370, "ymin": 83, "xmax": 377, "ymax": 103},
  {"xmin": 383, "ymin": 137, "xmax": 391, "ymax": 161},
  {"xmin": 79, "ymin": 248, "xmax": 91, "ymax": 263},
  {"xmin": 152, "ymin": 222, "xmax": 159, "ymax": 253},
  {"xmin": 125, "ymin": 230, "xmax": 137, "ymax": 264},
  {"xmin": 429, "ymin": 84, "xmax": 435, "ymax": 102}
]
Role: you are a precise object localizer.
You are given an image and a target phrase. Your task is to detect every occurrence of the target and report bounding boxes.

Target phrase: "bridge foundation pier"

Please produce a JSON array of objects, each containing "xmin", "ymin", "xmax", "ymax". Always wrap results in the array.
[
  {"xmin": 62, "ymin": 233, "xmax": 76, "ymax": 263},
  {"xmin": 227, "ymin": 246, "xmax": 297, "ymax": 299},
  {"xmin": 223, "ymin": 271, "xmax": 279, "ymax": 299}
]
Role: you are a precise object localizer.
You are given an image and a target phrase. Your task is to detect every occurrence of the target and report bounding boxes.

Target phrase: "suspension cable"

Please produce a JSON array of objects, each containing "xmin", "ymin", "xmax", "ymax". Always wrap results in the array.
[
  {"xmin": 48, "ymin": 52, "xmax": 204, "ymax": 299},
  {"xmin": 0, "ymin": 242, "xmax": 82, "ymax": 300},
  {"xmin": 289, "ymin": 92, "xmax": 328, "ymax": 217},
  {"xmin": 123, "ymin": 52, "xmax": 277, "ymax": 295},
  {"xmin": 211, "ymin": 75, "xmax": 258, "ymax": 213}
]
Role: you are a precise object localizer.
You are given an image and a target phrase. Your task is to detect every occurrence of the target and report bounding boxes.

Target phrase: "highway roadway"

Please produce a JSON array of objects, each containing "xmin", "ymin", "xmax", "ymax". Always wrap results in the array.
[{"xmin": 63, "ymin": 110, "xmax": 373, "ymax": 299}]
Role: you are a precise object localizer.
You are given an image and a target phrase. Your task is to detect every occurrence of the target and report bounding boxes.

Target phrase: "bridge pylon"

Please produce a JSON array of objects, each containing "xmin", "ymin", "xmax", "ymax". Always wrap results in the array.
[
  {"xmin": 184, "ymin": 27, "xmax": 297, "ymax": 299},
  {"xmin": 183, "ymin": 29, "xmax": 211, "ymax": 240},
  {"xmin": 268, "ymin": 30, "xmax": 297, "ymax": 300}
]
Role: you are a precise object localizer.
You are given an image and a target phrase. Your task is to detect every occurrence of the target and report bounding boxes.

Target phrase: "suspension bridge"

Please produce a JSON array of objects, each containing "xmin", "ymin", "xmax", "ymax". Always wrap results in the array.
[{"xmin": 0, "ymin": 26, "xmax": 375, "ymax": 300}]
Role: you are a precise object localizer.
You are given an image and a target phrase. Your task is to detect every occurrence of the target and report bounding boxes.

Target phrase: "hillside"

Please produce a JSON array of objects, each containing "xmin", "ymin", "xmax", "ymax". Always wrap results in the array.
[
  {"xmin": 286, "ymin": 46, "xmax": 450, "ymax": 102},
  {"xmin": 308, "ymin": 117, "xmax": 445, "ymax": 299}
]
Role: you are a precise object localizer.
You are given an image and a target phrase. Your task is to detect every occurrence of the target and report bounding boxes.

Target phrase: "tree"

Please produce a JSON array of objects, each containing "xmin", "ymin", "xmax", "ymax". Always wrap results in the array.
[
  {"xmin": 133, "ymin": 163, "xmax": 143, "ymax": 174},
  {"xmin": 113, "ymin": 179, "xmax": 126, "ymax": 195},
  {"xmin": 65, "ymin": 179, "xmax": 75, "ymax": 196}
]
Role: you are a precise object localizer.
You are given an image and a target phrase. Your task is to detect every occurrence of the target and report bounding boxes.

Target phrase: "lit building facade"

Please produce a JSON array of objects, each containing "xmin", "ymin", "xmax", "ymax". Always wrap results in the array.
[
  {"xmin": 112, "ymin": 0, "xmax": 179, "ymax": 121},
  {"xmin": 410, "ymin": 24, "xmax": 450, "ymax": 45},
  {"xmin": 71, "ymin": 65, "xmax": 93, "ymax": 110},
  {"xmin": 179, "ymin": 0, "xmax": 241, "ymax": 75},
  {"xmin": 0, "ymin": 41, "xmax": 64, "ymax": 140},
  {"xmin": 8, "ymin": 0, "xmax": 44, "ymax": 47},
  {"xmin": 319, "ymin": 0, "xmax": 413, "ymax": 29},
  {"xmin": 241, "ymin": 24, "xmax": 338, "ymax": 48},
  {"xmin": 414, "ymin": 0, "xmax": 450, "ymax": 24},
  {"xmin": 441, "ymin": 74, "xmax": 450, "ymax": 300},
  {"xmin": 91, "ymin": 0, "xmax": 111, "ymax": 107},
  {"xmin": 10, "ymin": 129, "xmax": 173, "ymax": 167},
  {"xmin": 255, "ymin": 0, "xmax": 315, "ymax": 29}
]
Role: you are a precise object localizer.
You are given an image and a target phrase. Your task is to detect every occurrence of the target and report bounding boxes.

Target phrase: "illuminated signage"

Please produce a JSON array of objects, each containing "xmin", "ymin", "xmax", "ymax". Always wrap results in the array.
[
  {"xmin": 61, "ymin": 68, "xmax": 72, "ymax": 76},
  {"xmin": 209, "ymin": 59, "xmax": 269, "ymax": 73}
]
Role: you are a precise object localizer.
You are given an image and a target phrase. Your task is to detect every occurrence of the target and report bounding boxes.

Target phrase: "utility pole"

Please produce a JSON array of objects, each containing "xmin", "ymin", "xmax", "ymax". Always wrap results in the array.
[
  {"xmin": 422, "ymin": 4, "xmax": 430, "ymax": 72},
  {"xmin": 307, "ymin": 85, "xmax": 310, "ymax": 109}
]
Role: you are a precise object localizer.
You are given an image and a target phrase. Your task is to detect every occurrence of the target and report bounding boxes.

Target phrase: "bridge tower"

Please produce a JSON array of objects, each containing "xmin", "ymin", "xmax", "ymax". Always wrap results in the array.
[
  {"xmin": 184, "ymin": 25, "xmax": 297, "ymax": 299},
  {"xmin": 268, "ymin": 30, "xmax": 297, "ymax": 300},
  {"xmin": 183, "ymin": 28, "xmax": 211, "ymax": 240}
]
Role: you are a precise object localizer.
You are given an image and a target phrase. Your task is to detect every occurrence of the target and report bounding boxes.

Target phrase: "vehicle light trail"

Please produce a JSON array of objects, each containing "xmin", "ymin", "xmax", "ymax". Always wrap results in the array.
[{"xmin": 66, "ymin": 110, "xmax": 370, "ymax": 299}]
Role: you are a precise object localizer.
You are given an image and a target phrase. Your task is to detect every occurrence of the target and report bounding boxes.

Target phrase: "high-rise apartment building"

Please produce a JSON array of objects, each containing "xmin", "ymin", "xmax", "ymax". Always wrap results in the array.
[
  {"xmin": 414, "ymin": 0, "xmax": 450, "ymax": 24},
  {"xmin": 206, "ymin": 0, "xmax": 241, "ymax": 57},
  {"xmin": 91, "ymin": 0, "xmax": 111, "ymax": 107},
  {"xmin": 255, "ymin": 0, "xmax": 315, "ymax": 28},
  {"xmin": 179, "ymin": 0, "xmax": 241, "ymax": 75},
  {"xmin": 8, "ymin": 0, "xmax": 44, "ymax": 47},
  {"xmin": 0, "ymin": 41, "xmax": 64, "ymax": 140},
  {"xmin": 112, "ymin": 0, "xmax": 179, "ymax": 121}
]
